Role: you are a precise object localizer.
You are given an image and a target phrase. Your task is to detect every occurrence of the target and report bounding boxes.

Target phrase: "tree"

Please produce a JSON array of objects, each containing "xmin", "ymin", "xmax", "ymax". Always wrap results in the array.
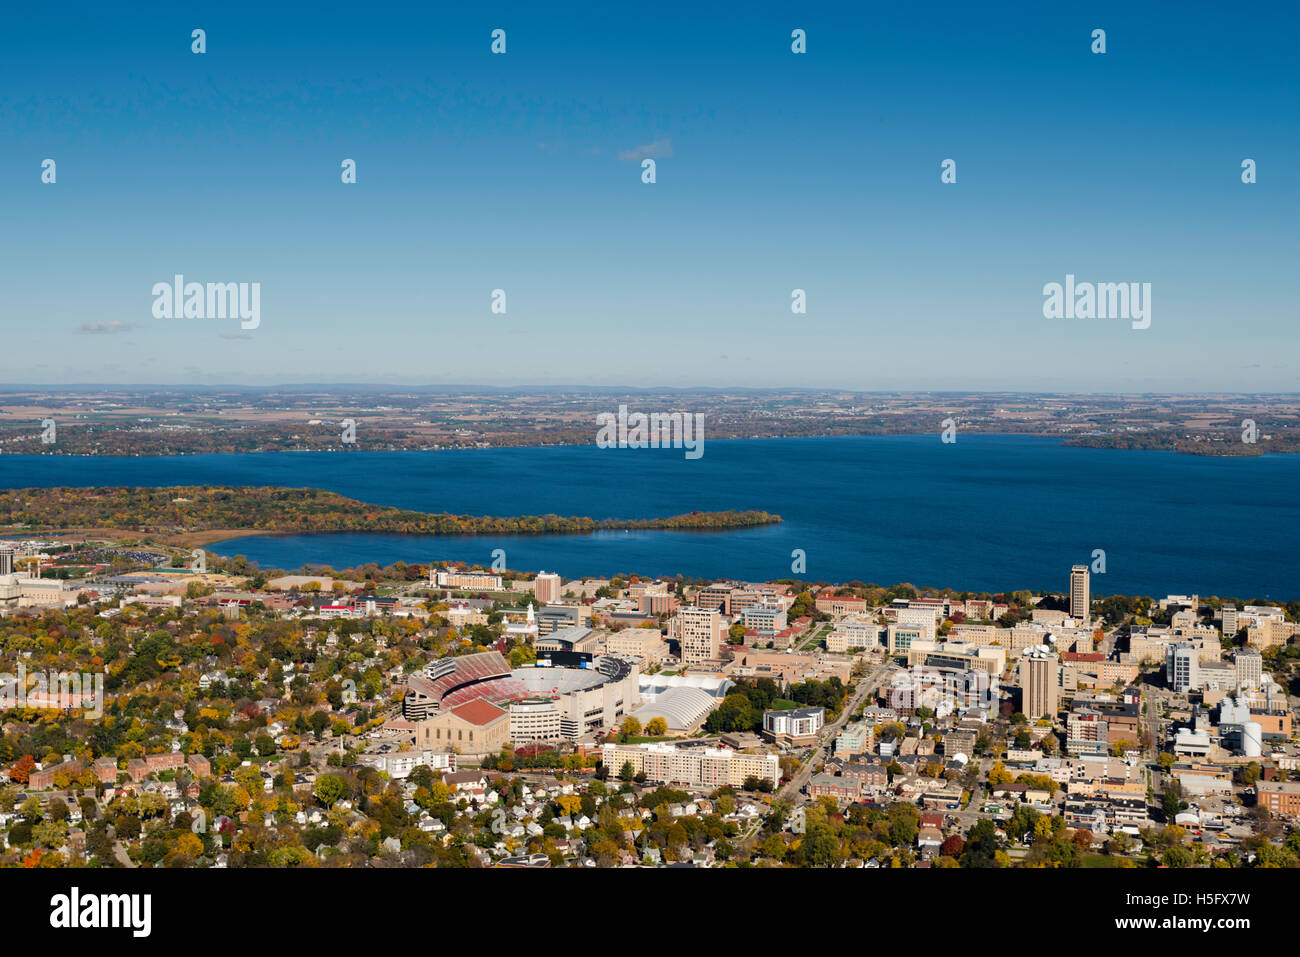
[
  {"xmin": 645, "ymin": 717, "xmax": 668, "ymax": 737},
  {"xmin": 620, "ymin": 717, "xmax": 642, "ymax": 740},
  {"xmin": 1162, "ymin": 787, "xmax": 1186, "ymax": 823},
  {"xmin": 9, "ymin": 755, "xmax": 35, "ymax": 785},
  {"xmin": 1162, "ymin": 844, "xmax": 1193, "ymax": 868},
  {"xmin": 961, "ymin": 819, "xmax": 1004, "ymax": 868},
  {"xmin": 619, "ymin": 761, "xmax": 635, "ymax": 783},
  {"xmin": 313, "ymin": 774, "xmax": 348, "ymax": 808}
]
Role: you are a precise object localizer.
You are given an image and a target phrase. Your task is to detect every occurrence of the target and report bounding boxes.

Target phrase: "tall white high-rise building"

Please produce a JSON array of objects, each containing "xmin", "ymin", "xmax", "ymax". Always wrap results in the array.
[
  {"xmin": 1167, "ymin": 643, "xmax": 1199, "ymax": 693},
  {"xmin": 1070, "ymin": 565, "xmax": 1091, "ymax": 621}
]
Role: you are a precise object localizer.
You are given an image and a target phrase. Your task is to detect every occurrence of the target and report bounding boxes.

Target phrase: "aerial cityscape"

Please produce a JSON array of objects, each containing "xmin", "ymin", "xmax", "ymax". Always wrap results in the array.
[
  {"xmin": 4, "ymin": 0, "xmax": 1296, "ymax": 937},
  {"xmin": 0, "ymin": 531, "xmax": 1297, "ymax": 874}
]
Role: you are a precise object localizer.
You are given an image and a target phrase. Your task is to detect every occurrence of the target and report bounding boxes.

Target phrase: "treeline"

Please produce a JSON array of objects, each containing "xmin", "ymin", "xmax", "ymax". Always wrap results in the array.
[
  {"xmin": 1065, "ymin": 433, "xmax": 1300, "ymax": 456},
  {"xmin": 0, "ymin": 486, "xmax": 781, "ymax": 536}
]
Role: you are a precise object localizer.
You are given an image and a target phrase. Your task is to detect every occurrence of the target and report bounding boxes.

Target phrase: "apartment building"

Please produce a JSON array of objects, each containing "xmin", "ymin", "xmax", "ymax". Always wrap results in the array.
[
  {"xmin": 433, "ymin": 569, "xmax": 504, "ymax": 591},
  {"xmin": 808, "ymin": 773, "xmax": 860, "ymax": 801},
  {"xmin": 1070, "ymin": 565, "xmax": 1090, "ymax": 620},
  {"xmin": 359, "ymin": 748, "xmax": 456, "ymax": 779},
  {"xmin": 762, "ymin": 706, "xmax": 824, "ymax": 745},
  {"xmin": 672, "ymin": 606, "xmax": 724, "ymax": 666},
  {"xmin": 1021, "ymin": 648, "xmax": 1059, "ymax": 720},
  {"xmin": 601, "ymin": 742, "xmax": 779, "ymax": 789},
  {"xmin": 532, "ymin": 571, "xmax": 563, "ymax": 604},
  {"xmin": 835, "ymin": 723, "xmax": 874, "ymax": 756},
  {"xmin": 1065, "ymin": 708, "xmax": 1108, "ymax": 757}
]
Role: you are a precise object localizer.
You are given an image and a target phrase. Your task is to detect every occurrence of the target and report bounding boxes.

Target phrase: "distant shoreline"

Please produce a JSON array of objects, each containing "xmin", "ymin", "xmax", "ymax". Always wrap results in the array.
[{"xmin": 0, "ymin": 431, "xmax": 1292, "ymax": 458}]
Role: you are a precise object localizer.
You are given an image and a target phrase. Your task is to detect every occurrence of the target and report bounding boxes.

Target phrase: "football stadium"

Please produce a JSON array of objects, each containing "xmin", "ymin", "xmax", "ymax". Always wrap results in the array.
[{"xmin": 402, "ymin": 650, "xmax": 642, "ymax": 742}]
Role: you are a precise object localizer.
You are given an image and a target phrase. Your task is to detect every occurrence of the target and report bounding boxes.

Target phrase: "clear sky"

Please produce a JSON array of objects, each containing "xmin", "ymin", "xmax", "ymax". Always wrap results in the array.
[{"xmin": 3, "ymin": 1, "xmax": 1297, "ymax": 391}]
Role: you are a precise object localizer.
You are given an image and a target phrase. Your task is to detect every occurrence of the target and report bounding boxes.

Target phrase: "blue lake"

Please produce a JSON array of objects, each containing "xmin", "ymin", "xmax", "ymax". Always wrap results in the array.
[{"xmin": 2, "ymin": 435, "xmax": 1297, "ymax": 599}]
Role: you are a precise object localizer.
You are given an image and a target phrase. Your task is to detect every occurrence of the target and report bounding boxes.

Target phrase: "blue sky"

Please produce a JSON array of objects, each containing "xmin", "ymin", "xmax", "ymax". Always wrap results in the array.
[{"xmin": 2, "ymin": 1, "xmax": 1297, "ymax": 390}]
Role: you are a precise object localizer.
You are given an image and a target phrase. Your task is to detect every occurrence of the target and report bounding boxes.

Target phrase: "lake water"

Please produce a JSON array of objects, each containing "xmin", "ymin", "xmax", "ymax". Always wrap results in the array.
[{"xmin": 2, "ymin": 435, "xmax": 1297, "ymax": 599}]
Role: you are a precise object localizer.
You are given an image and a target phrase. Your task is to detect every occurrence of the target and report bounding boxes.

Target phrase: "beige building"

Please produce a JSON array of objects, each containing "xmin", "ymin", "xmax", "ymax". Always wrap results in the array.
[
  {"xmin": 1247, "ymin": 619, "xmax": 1299, "ymax": 651},
  {"xmin": 605, "ymin": 629, "xmax": 672, "ymax": 665},
  {"xmin": 1021, "ymin": 649, "xmax": 1059, "ymax": 720},
  {"xmin": 826, "ymin": 613, "xmax": 879, "ymax": 653},
  {"xmin": 1070, "ymin": 565, "xmax": 1090, "ymax": 621},
  {"xmin": 433, "ymin": 569, "xmax": 505, "ymax": 591},
  {"xmin": 601, "ymin": 741, "xmax": 779, "ymax": 789},
  {"xmin": 415, "ymin": 699, "xmax": 511, "ymax": 758},
  {"xmin": 673, "ymin": 606, "xmax": 724, "ymax": 665}
]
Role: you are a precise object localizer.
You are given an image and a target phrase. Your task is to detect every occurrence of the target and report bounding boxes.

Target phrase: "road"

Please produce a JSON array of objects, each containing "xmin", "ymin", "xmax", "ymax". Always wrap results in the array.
[
  {"xmin": 779, "ymin": 660, "xmax": 896, "ymax": 805},
  {"xmin": 732, "ymin": 660, "xmax": 894, "ymax": 856}
]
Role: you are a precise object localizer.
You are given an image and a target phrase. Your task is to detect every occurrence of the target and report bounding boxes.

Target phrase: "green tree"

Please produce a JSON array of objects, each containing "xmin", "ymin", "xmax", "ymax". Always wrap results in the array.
[{"xmin": 313, "ymin": 774, "xmax": 348, "ymax": 808}]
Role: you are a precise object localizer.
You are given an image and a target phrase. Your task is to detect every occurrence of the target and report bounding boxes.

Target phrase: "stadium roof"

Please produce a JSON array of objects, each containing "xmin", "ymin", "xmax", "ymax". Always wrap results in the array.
[{"xmin": 629, "ymin": 686, "xmax": 718, "ymax": 731}]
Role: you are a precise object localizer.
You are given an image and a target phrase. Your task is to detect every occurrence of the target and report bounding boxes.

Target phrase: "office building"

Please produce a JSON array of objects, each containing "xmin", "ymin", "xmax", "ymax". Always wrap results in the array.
[
  {"xmin": 742, "ymin": 603, "xmax": 788, "ymax": 637},
  {"xmin": 535, "ymin": 603, "xmax": 590, "ymax": 636}
]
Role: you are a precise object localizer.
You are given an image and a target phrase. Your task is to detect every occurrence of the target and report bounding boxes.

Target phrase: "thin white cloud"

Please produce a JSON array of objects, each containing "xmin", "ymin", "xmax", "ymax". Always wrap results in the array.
[
  {"xmin": 79, "ymin": 321, "xmax": 133, "ymax": 335},
  {"xmin": 619, "ymin": 137, "xmax": 674, "ymax": 162}
]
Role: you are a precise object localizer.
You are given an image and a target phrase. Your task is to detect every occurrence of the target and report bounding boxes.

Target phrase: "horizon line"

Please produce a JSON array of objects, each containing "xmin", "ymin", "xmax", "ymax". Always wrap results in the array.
[{"xmin": 0, "ymin": 384, "xmax": 1298, "ymax": 398}]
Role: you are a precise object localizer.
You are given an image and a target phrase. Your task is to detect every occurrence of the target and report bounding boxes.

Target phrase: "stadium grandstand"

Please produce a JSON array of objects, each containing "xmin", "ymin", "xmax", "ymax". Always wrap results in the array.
[
  {"xmin": 402, "ymin": 651, "xmax": 512, "ymax": 720},
  {"xmin": 403, "ymin": 651, "xmax": 645, "ymax": 742}
]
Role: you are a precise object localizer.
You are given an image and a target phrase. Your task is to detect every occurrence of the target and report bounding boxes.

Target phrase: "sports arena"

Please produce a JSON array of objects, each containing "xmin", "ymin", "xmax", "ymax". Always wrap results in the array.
[{"xmin": 402, "ymin": 649, "xmax": 641, "ymax": 742}]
